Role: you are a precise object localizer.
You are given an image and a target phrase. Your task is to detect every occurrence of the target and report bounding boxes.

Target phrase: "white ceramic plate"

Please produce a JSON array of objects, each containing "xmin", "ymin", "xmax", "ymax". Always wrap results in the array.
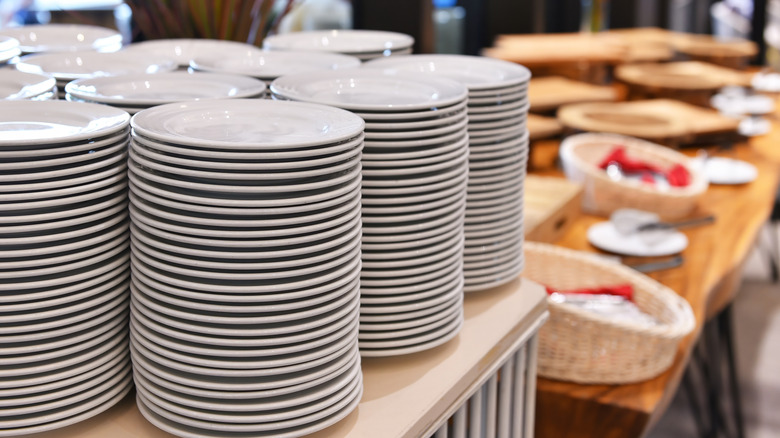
[
  {"xmin": 358, "ymin": 291, "xmax": 460, "ymax": 324},
  {"xmin": 191, "ymin": 50, "xmax": 360, "ymax": 80},
  {"xmin": 66, "ymin": 72, "xmax": 266, "ymax": 105},
  {"xmin": 15, "ymin": 51, "xmax": 175, "ymax": 81},
  {"xmin": 359, "ymin": 321, "xmax": 460, "ymax": 358},
  {"xmin": 362, "ymin": 205, "xmax": 465, "ymax": 244},
  {"xmin": 124, "ymin": 39, "xmax": 264, "ymax": 67},
  {"xmin": 0, "ymin": 24, "xmax": 122, "ymax": 53},
  {"xmin": 353, "ymin": 99, "xmax": 468, "ymax": 122},
  {"xmin": 264, "ymin": 29, "xmax": 413, "ymax": 54},
  {"xmin": 364, "ymin": 54, "xmax": 530, "ymax": 91},
  {"xmin": 587, "ymin": 221, "xmax": 689, "ymax": 257},
  {"xmin": 0, "ymin": 100, "xmax": 129, "ymax": 146},
  {"xmin": 131, "ymin": 100, "xmax": 364, "ymax": 150},
  {"xmin": 358, "ymin": 313, "xmax": 462, "ymax": 350},
  {"xmin": 0, "ymin": 70, "xmax": 55, "ymax": 100},
  {"xmin": 701, "ymin": 156, "xmax": 758, "ymax": 184},
  {"xmin": 270, "ymin": 69, "xmax": 467, "ymax": 112},
  {"xmin": 359, "ymin": 302, "xmax": 462, "ymax": 340},
  {"xmin": 362, "ymin": 108, "xmax": 466, "ymax": 131}
]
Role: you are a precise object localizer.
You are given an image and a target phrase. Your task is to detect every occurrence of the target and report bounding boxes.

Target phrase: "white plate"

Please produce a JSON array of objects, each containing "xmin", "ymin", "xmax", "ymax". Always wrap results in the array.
[
  {"xmin": 362, "ymin": 196, "xmax": 466, "ymax": 228},
  {"xmin": 363, "ymin": 177, "xmax": 468, "ymax": 210},
  {"xmin": 362, "ymin": 184, "xmax": 467, "ymax": 215},
  {"xmin": 361, "ymin": 167, "xmax": 468, "ymax": 201},
  {"xmin": 264, "ymin": 29, "xmax": 413, "ymax": 54},
  {"xmin": 361, "ymin": 160, "xmax": 467, "ymax": 190},
  {"xmin": 363, "ymin": 126, "xmax": 467, "ymax": 149},
  {"xmin": 364, "ymin": 54, "xmax": 530, "ymax": 91},
  {"xmin": 0, "ymin": 188, "xmax": 126, "ymax": 227},
  {"xmin": 191, "ymin": 50, "xmax": 360, "ymax": 80},
  {"xmin": 0, "ymin": 144, "xmax": 126, "ymax": 184},
  {"xmin": 701, "ymin": 156, "xmax": 758, "ymax": 184},
  {"xmin": 361, "ymin": 273, "xmax": 463, "ymax": 305},
  {"xmin": 468, "ymin": 123, "xmax": 527, "ymax": 139},
  {"xmin": 0, "ymin": 24, "xmax": 122, "ymax": 53},
  {"xmin": 468, "ymin": 83, "xmax": 528, "ymax": 98},
  {"xmin": 362, "ymin": 108, "xmax": 466, "ymax": 131},
  {"xmin": 270, "ymin": 69, "xmax": 467, "ymax": 112},
  {"xmin": 364, "ymin": 117, "xmax": 467, "ymax": 140},
  {"xmin": 362, "ymin": 205, "xmax": 465, "ymax": 243},
  {"xmin": 16, "ymin": 51, "xmax": 175, "ymax": 81},
  {"xmin": 353, "ymin": 99, "xmax": 468, "ymax": 122},
  {"xmin": 587, "ymin": 221, "xmax": 689, "ymax": 257},
  {"xmin": 0, "ymin": 155, "xmax": 127, "ymax": 194},
  {"xmin": 0, "ymin": 70, "xmax": 55, "ymax": 100},
  {"xmin": 360, "ymin": 251, "xmax": 463, "ymax": 285},
  {"xmin": 0, "ymin": 36, "xmax": 19, "ymax": 53},
  {"xmin": 359, "ymin": 302, "xmax": 462, "ymax": 339},
  {"xmin": 361, "ymin": 234, "xmax": 463, "ymax": 269},
  {"xmin": 738, "ymin": 117, "xmax": 772, "ymax": 137},
  {"xmin": 0, "ymin": 100, "xmax": 129, "ymax": 146},
  {"xmin": 467, "ymin": 90, "xmax": 527, "ymax": 106},
  {"xmin": 468, "ymin": 98, "xmax": 528, "ymax": 115},
  {"xmin": 130, "ymin": 336, "xmax": 358, "ymax": 392},
  {"xmin": 358, "ymin": 313, "xmax": 462, "ymax": 350},
  {"xmin": 131, "ymin": 100, "xmax": 364, "ymax": 150},
  {"xmin": 131, "ymin": 136, "xmax": 362, "ymax": 172},
  {"xmin": 66, "ymin": 72, "xmax": 266, "ymax": 105},
  {"xmin": 124, "ymin": 39, "xmax": 264, "ymax": 67},
  {"xmin": 361, "ymin": 220, "xmax": 461, "ymax": 252},
  {"xmin": 358, "ymin": 300, "xmax": 460, "ymax": 328},
  {"xmin": 0, "ymin": 128, "xmax": 128, "ymax": 159},
  {"xmin": 362, "ymin": 146, "xmax": 468, "ymax": 177},
  {"xmin": 466, "ymin": 104, "xmax": 528, "ymax": 122}
]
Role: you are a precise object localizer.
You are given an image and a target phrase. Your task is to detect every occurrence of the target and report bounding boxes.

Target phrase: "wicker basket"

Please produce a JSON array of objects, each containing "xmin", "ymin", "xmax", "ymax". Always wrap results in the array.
[
  {"xmin": 559, "ymin": 133, "xmax": 708, "ymax": 220},
  {"xmin": 523, "ymin": 242, "xmax": 695, "ymax": 384}
]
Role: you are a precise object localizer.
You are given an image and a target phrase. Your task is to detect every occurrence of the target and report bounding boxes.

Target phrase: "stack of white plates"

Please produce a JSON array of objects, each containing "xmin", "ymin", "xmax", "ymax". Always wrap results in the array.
[
  {"xmin": 0, "ymin": 101, "xmax": 132, "ymax": 435},
  {"xmin": 15, "ymin": 51, "xmax": 176, "ymax": 99},
  {"xmin": 0, "ymin": 24, "xmax": 123, "ymax": 55},
  {"xmin": 122, "ymin": 39, "xmax": 264, "ymax": 69},
  {"xmin": 0, "ymin": 36, "xmax": 20, "ymax": 65},
  {"xmin": 263, "ymin": 30, "xmax": 414, "ymax": 61},
  {"xmin": 365, "ymin": 55, "xmax": 531, "ymax": 292},
  {"xmin": 271, "ymin": 70, "xmax": 469, "ymax": 357},
  {"xmin": 0, "ymin": 70, "xmax": 56, "ymax": 101},
  {"xmin": 65, "ymin": 72, "xmax": 267, "ymax": 114},
  {"xmin": 190, "ymin": 50, "xmax": 361, "ymax": 86},
  {"xmin": 128, "ymin": 100, "xmax": 365, "ymax": 437}
]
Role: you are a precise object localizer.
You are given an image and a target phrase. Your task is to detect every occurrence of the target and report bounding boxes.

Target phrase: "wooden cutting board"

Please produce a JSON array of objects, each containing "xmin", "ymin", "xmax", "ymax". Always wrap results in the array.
[
  {"xmin": 557, "ymin": 99, "xmax": 740, "ymax": 144},
  {"xmin": 483, "ymin": 33, "xmax": 627, "ymax": 66},
  {"xmin": 528, "ymin": 113, "xmax": 563, "ymax": 140},
  {"xmin": 524, "ymin": 175, "xmax": 583, "ymax": 243},
  {"xmin": 615, "ymin": 61, "xmax": 753, "ymax": 90},
  {"xmin": 529, "ymin": 76, "xmax": 619, "ymax": 112}
]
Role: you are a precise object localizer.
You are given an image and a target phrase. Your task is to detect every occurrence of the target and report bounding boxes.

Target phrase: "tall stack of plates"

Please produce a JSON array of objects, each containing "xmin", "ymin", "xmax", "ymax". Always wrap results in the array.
[
  {"xmin": 271, "ymin": 70, "xmax": 469, "ymax": 357},
  {"xmin": 0, "ymin": 70, "xmax": 56, "ymax": 101},
  {"xmin": 15, "ymin": 51, "xmax": 176, "ymax": 99},
  {"xmin": 0, "ymin": 24, "xmax": 123, "ymax": 55},
  {"xmin": 0, "ymin": 37, "xmax": 20, "ymax": 65},
  {"xmin": 190, "ymin": 50, "xmax": 361, "ymax": 87},
  {"xmin": 263, "ymin": 30, "xmax": 414, "ymax": 61},
  {"xmin": 65, "ymin": 72, "xmax": 267, "ymax": 114},
  {"xmin": 365, "ymin": 55, "xmax": 531, "ymax": 292},
  {"xmin": 122, "ymin": 39, "xmax": 264, "ymax": 69},
  {"xmin": 128, "ymin": 100, "xmax": 364, "ymax": 437},
  {"xmin": 0, "ymin": 101, "xmax": 132, "ymax": 435}
]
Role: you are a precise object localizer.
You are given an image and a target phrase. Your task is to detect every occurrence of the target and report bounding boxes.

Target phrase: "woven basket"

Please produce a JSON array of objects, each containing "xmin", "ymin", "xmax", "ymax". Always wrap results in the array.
[
  {"xmin": 559, "ymin": 133, "xmax": 708, "ymax": 220},
  {"xmin": 523, "ymin": 242, "xmax": 695, "ymax": 384}
]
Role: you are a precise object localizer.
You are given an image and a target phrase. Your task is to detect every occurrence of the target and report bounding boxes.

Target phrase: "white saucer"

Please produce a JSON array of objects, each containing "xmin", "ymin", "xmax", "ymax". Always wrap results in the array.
[
  {"xmin": 15, "ymin": 51, "xmax": 175, "ymax": 81},
  {"xmin": 124, "ymin": 39, "xmax": 262, "ymax": 67},
  {"xmin": 263, "ymin": 29, "xmax": 413, "ymax": 54},
  {"xmin": 0, "ymin": 24, "xmax": 122, "ymax": 53},
  {"xmin": 191, "ymin": 50, "xmax": 361, "ymax": 80},
  {"xmin": 587, "ymin": 221, "xmax": 689, "ymax": 257},
  {"xmin": 701, "ymin": 156, "xmax": 758, "ymax": 184}
]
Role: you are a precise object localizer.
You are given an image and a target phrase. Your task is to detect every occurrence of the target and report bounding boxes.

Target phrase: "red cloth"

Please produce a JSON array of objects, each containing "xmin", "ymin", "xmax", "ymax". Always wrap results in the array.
[
  {"xmin": 598, "ymin": 146, "xmax": 690, "ymax": 188},
  {"xmin": 545, "ymin": 284, "xmax": 635, "ymax": 302}
]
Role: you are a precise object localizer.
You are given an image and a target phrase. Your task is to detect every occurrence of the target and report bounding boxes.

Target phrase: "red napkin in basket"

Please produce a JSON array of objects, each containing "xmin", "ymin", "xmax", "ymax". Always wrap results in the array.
[
  {"xmin": 597, "ymin": 146, "xmax": 691, "ymax": 188},
  {"xmin": 545, "ymin": 284, "xmax": 635, "ymax": 302}
]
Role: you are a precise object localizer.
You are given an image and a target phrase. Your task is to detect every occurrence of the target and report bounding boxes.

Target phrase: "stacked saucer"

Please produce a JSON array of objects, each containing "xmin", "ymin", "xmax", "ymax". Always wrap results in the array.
[
  {"xmin": 365, "ymin": 55, "xmax": 531, "ymax": 292},
  {"xmin": 15, "ymin": 51, "xmax": 176, "ymax": 99},
  {"xmin": 263, "ymin": 30, "xmax": 414, "ymax": 61},
  {"xmin": 271, "ymin": 70, "xmax": 469, "ymax": 356},
  {"xmin": 0, "ymin": 101, "xmax": 132, "ymax": 435},
  {"xmin": 0, "ymin": 36, "xmax": 20, "ymax": 65},
  {"xmin": 190, "ymin": 50, "xmax": 361, "ymax": 86},
  {"xmin": 0, "ymin": 24, "xmax": 123, "ymax": 54},
  {"xmin": 0, "ymin": 70, "xmax": 56, "ymax": 101},
  {"xmin": 122, "ymin": 39, "xmax": 264, "ymax": 69},
  {"xmin": 128, "ymin": 100, "xmax": 364, "ymax": 437},
  {"xmin": 65, "ymin": 72, "xmax": 267, "ymax": 114}
]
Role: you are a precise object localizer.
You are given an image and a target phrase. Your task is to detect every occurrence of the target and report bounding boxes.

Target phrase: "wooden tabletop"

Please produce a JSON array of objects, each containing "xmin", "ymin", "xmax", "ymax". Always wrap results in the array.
[{"xmin": 528, "ymin": 123, "xmax": 780, "ymax": 437}]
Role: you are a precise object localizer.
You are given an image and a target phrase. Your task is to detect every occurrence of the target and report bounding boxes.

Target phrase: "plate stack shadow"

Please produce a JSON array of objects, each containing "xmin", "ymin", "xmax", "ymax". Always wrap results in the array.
[
  {"xmin": 0, "ymin": 101, "xmax": 132, "ymax": 435},
  {"xmin": 127, "ymin": 99, "xmax": 365, "ymax": 437},
  {"xmin": 271, "ymin": 70, "xmax": 469, "ymax": 357},
  {"xmin": 365, "ymin": 55, "xmax": 531, "ymax": 292}
]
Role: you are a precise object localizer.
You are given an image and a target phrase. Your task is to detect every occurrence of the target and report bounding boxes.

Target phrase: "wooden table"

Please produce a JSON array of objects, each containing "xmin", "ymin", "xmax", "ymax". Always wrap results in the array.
[{"xmin": 528, "ymin": 124, "xmax": 780, "ymax": 437}]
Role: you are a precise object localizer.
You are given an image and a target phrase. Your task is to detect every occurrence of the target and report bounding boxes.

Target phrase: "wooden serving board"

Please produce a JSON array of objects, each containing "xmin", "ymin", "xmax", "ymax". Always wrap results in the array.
[
  {"xmin": 557, "ymin": 99, "xmax": 740, "ymax": 145},
  {"xmin": 483, "ymin": 33, "xmax": 627, "ymax": 67},
  {"xmin": 615, "ymin": 61, "xmax": 752, "ymax": 90},
  {"xmin": 529, "ymin": 76, "xmax": 619, "ymax": 113},
  {"xmin": 524, "ymin": 175, "xmax": 583, "ymax": 243},
  {"xmin": 528, "ymin": 113, "xmax": 563, "ymax": 140}
]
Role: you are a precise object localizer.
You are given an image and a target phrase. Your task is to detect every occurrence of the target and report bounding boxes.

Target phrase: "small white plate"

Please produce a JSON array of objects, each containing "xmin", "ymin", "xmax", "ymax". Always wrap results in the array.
[
  {"xmin": 66, "ymin": 72, "xmax": 266, "ymax": 105},
  {"xmin": 365, "ymin": 54, "xmax": 530, "ymax": 91},
  {"xmin": 0, "ymin": 70, "xmax": 55, "ymax": 100},
  {"xmin": 15, "ymin": 51, "xmax": 175, "ymax": 81},
  {"xmin": 131, "ymin": 99, "xmax": 364, "ymax": 150},
  {"xmin": 124, "ymin": 39, "xmax": 262, "ymax": 67},
  {"xmin": 270, "ymin": 69, "xmax": 467, "ymax": 112},
  {"xmin": 0, "ymin": 100, "xmax": 129, "ymax": 146},
  {"xmin": 0, "ymin": 24, "xmax": 122, "ymax": 53},
  {"xmin": 191, "ymin": 50, "xmax": 360, "ymax": 80},
  {"xmin": 702, "ymin": 156, "xmax": 758, "ymax": 184},
  {"xmin": 587, "ymin": 221, "xmax": 689, "ymax": 257},
  {"xmin": 264, "ymin": 29, "xmax": 413, "ymax": 54}
]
